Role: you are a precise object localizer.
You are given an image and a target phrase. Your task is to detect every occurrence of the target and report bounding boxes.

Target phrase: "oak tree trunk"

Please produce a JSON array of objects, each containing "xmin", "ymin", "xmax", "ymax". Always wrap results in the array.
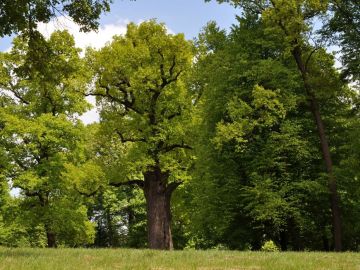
[
  {"xmin": 143, "ymin": 170, "xmax": 174, "ymax": 250},
  {"xmin": 45, "ymin": 224, "xmax": 57, "ymax": 248}
]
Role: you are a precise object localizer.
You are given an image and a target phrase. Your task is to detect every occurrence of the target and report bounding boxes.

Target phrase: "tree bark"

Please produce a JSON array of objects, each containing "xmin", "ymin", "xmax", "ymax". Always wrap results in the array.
[
  {"xmin": 45, "ymin": 224, "xmax": 57, "ymax": 248},
  {"xmin": 292, "ymin": 45, "xmax": 342, "ymax": 251},
  {"xmin": 143, "ymin": 170, "xmax": 174, "ymax": 250}
]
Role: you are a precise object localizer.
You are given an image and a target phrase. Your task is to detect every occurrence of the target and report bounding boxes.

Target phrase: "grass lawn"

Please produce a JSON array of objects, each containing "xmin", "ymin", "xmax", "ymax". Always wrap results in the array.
[{"xmin": 0, "ymin": 248, "xmax": 359, "ymax": 270}]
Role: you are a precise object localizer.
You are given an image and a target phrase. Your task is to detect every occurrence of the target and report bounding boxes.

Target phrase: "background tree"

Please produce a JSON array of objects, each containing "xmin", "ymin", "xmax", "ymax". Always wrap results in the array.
[
  {"xmin": 0, "ymin": 30, "xmax": 95, "ymax": 247},
  {"xmin": 206, "ymin": 0, "xmax": 353, "ymax": 251},
  {"xmin": 87, "ymin": 21, "xmax": 194, "ymax": 250},
  {"xmin": 0, "ymin": 0, "xmax": 112, "ymax": 37},
  {"xmin": 322, "ymin": 0, "xmax": 360, "ymax": 82},
  {"xmin": 64, "ymin": 123, "xmax": 148, "ymax": 248},
  {"xmin": 187, "ymin": 5, "xmax": 359, "ymax": 250}
]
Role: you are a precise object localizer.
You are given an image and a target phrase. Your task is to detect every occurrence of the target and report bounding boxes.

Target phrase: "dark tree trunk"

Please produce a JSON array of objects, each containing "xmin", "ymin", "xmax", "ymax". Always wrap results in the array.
[
  {"xmin": 106, "ymin": 208, "xmax": 115, "ymax": 247},
  {"xmin": 39, "ymin": 194, "xmax": 57, "ymax": 248},
  {"xmin": 45, "ymin": 224, "xmax": 57, "ymax": 248},
  {"xmin": 143, "ymin": 169, "xmax": 176, "ymax": 250},
  {"xmin": 279, "ymin": 230, "xmax": 288, "ymax": 251},
  {"xmin": 323, "ymin": 234, "xmax": 330, "ymax": 251},
  {"xmin": 292, "ymin": 46, "xmax": 342, "ymax": 251},
  {"xmin": 288, "ymin": 218, "xmax": 303, "ymax": 251}
]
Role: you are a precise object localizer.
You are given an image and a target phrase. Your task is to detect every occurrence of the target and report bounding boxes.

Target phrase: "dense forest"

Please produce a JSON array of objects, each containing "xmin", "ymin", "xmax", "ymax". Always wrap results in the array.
[{"xmin": 0, "ymin": 0, "xmax": 359, "ymax": 251}]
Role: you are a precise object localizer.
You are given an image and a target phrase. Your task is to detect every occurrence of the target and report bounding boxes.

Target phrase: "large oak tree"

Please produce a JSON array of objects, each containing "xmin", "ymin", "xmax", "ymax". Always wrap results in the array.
[{"xmin": 87, "ymin": 21, "xmax": 194, "ymax": 250}]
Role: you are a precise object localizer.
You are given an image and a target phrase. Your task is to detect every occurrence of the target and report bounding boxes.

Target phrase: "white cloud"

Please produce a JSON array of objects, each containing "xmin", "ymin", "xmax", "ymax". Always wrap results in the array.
[{"xmin": 37, "ymin": 16, "xmax": 128, "ymax": 52}]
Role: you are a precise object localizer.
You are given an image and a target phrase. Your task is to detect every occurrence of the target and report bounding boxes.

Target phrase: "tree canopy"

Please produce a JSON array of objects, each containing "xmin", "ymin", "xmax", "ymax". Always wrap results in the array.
[
  {"xmin": 0, "ymin": 0, "xmax": 112, "ymax": 37},
  {"xmin": 0, "ymin": 3, "xmax": 359, "ymax": 251}
]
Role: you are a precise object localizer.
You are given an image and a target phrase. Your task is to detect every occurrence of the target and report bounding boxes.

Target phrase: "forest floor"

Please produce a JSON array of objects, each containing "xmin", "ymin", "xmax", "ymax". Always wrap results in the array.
[{"xmin": 0, "ymin": 247, "xmax": 359, "ymax": 270}]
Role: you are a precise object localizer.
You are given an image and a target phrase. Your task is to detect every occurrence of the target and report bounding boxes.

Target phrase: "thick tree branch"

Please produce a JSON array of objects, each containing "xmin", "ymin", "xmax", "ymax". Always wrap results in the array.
[
  {"xmin": 13, "ymin": 183, "xmax": 40, "ymax": 197},
  {"xmin": 87, "ymin": 78, "xmax": 142, "ymax": 114},
  {"xmin": 74, "ymin": 184, "xmax": 100, "ymax": 197},
  {"xmin": 110, "ymin": 180, "xmax": 144, "ymax": 189},
  {"xmin": 165, "ymin": 181, "xmax": 183, "ymax": 197},
  {"xmin": 24, "ymin": 190, "xmax": 40, "ymax": 197},
  {"xmin": 11, "ymin": 89, "xmax": 30, "ymax": 105},
  {"xmin": 1, "ymin": 81, "xmax": 30, "ymax": 105},
  {"xmin": 116, "ymin": 130, "xmax": 146, "ymax": 143},
  {"xmin": 162, "ymin": 142, "xmax": 193, "ymax": 153},
  {"xmin": 169, "ymin": 56, "xmax": 176, "ymax": 76}
]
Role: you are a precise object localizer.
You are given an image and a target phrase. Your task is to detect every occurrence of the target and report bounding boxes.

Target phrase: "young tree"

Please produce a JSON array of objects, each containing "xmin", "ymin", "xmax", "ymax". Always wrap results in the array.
[{"xmin": 87, "ymin": 21, "xmax": 194, "ymax": 249}]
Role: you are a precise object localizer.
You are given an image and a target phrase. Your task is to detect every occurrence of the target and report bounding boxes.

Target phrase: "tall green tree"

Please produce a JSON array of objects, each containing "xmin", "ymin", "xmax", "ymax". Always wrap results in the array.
[
  {"xmin": 207, "ymin": 0, "xmax": 350, "ymax": 251},
  {"xmin": 188, "ymin": 19, "xmax": 326, "ymax": 250},
  {"xmin": 87, "ymin": 21, "xmax": 194, "ymax": 250},
  {"xmin": 0, "ymin": 30, "xmax": 95, "ymax": 247}
]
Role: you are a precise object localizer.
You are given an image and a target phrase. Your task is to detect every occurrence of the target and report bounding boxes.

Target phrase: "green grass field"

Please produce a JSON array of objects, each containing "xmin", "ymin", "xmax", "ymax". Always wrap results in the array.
[{"xmin": 0, "ymin": 248, "xmax": 359, "ymax": 270}]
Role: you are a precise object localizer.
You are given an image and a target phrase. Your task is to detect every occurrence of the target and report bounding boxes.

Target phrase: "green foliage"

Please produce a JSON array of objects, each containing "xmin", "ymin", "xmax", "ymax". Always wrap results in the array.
[
  {"xmin": 261, "ymin": 240, "xmax": 280, "ymax": 252},
  {"xmin": 0, "ymin": 30, "xmax": 95, "ymax": 247},
  {"xmin": 0, "ymin": 0, "xmax": 112, "ymax": 37},
  {"xmin": 0, "ymin": 4, "xmax": 359, "ymax": 251},
  {"xmin": 261, "ymin": 240, "xmax": 279, "ymax": 252},
  {"xmin": 322, "ymin": 0, "xmax": 360, "ymax": 81},
  {"xmin": 184, "ymin": 6, "xmax": 360, "ymax": 250},
  {"xmin": 87, "ymin": 21, "xmax": 194, "ymax": 184},
  {"xmin": 89, "ymin": 186, "xmax": 147, "ymax": 248}
]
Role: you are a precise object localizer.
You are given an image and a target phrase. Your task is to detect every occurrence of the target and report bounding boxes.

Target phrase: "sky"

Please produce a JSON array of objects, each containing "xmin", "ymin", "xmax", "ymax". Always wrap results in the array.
[
  {"xmin": 0, "ymin": 0, "xmax": 239, "ymax": 51},
  {"xmin": 0, "ymin": 0, "xmax": 239, "ymax": 124}
]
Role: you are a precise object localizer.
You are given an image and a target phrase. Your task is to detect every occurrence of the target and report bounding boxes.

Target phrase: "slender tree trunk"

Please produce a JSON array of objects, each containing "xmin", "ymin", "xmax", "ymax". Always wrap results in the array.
[
  {"xmin": 143, "ymin": 170, "xmax": 174, "ymax": 250},
  {"xmin": 106, "ymin": 208, "xmax": 114, "ymax": 247},
  {"xmin": 292, "ymin": 46, "xmax": 342, "ymax": 251}
]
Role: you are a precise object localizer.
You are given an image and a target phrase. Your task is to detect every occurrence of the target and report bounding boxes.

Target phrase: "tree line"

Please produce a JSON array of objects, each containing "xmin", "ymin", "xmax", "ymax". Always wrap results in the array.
[{"xmin": 0, "ymin": 0, "xmax": 359, "ymax": 251}]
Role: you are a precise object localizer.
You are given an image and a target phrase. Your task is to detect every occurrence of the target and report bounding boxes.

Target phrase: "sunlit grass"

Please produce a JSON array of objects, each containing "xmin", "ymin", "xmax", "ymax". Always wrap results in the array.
[{"xmin": 0, "ymin": 247, "xmax": 359, "ymax": 270}]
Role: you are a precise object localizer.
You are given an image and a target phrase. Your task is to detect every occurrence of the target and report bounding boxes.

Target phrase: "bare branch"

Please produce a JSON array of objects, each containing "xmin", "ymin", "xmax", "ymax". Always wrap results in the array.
[{"xmin": 305, "ymin": 48, "xmax": 319, "ymax": 72}]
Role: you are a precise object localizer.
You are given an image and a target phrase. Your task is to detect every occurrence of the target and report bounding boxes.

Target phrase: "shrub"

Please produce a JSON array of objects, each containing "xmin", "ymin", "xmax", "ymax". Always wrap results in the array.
[{"xmin": 261, "ymin": 240, "xmax": 279, "ymax": 252}]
